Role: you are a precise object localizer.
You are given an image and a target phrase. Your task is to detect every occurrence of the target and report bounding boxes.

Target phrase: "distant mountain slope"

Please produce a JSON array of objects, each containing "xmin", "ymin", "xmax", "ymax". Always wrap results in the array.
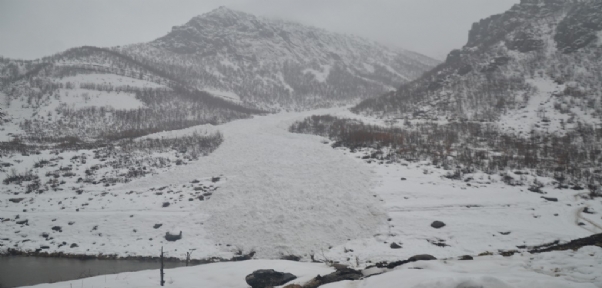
[
  {"xmin": 353, "ymin": 0, "xmax": 602, "ymax": 134},
  {"xmin": 119, "ymin": 7, "xmax": 437, "ymax": 110},
  {"xmin": 0, "ymin": 46, "xmax": 261, "ymax": 141},
  {"xmin": 0, "ymin": 7, "xmax": 435, "ymax": 141}
]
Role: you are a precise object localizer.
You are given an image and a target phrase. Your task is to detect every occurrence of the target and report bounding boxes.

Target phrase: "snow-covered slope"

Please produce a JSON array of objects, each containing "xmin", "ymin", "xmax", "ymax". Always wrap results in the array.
[
  {"xmin": 0, "ymin": 47, "xmax": 261, "ymax": 141},
  {"xmin": 353, "ymin": 0, "xmax": 602, "ymax": 135},
  {"xmin": 120, "ymin": 7, "xmax": 438, "ymax": 110}
]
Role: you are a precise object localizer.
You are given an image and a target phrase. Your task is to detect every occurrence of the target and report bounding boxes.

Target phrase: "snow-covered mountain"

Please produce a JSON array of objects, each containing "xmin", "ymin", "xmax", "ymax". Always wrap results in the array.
[
  {"xmin": 0, "ymin": 7, "xmax": 436, "ymax": 141},
  {"xmin": 353, "ymin": 0, "xmax": 602, "ymax": 135},
  {"xmin": 120, "ymin": 6, "xmax": 438, "ymax": 110}
]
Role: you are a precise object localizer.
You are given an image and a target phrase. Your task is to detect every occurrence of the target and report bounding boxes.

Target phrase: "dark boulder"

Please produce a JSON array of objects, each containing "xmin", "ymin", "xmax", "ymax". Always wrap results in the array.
[
  {"xmin": 431, "ymin": 221, "xmax": 446, "ymax": 229},
  {"xmin": 153, "ymin": 224, "xmax": 162, "ymax": 229},
  {"xmin": 408, "ymin": 254, "xmax": 437, "ymax": 262},
  {"xmin": 390, "ymin": 242, "xmax": 402, "ymax": 249},
  {"xmin": 541, "ymin": 196, "xmax": 558, "ymax": 202},
  {"xmin": 459, "ymin": 255, "xmax": 473, "ymax": 260},
  {"xmin": 165, "ymin": 231, "xmax": 182, "ymax": 242},
  {"xmin": 245, "ymin": 269, "xmax": 297, "ymax": 288}
]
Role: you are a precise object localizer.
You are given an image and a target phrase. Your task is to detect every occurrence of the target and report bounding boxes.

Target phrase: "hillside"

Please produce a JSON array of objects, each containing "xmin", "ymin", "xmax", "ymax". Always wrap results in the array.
[
  {"xmin": 353, "ymin": 0, "xmax": 602, "ymax": 135},
  {"xmin": 0, "ymin": 7, "xmax": 436, "ymax": 143},
  {"xmin": 119, "ymin": 7, "xmax": 437, "ymax": 110},
  {"xmin": 0, "ymin": 47, "xmax": 260, "ymax": 142}
]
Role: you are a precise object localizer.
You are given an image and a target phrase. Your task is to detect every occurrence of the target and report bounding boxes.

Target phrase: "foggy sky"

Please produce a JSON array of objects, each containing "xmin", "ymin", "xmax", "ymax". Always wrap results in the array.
[{"xmin": 0, "ymin": 0, "xmax": 519, "ymax": 60}]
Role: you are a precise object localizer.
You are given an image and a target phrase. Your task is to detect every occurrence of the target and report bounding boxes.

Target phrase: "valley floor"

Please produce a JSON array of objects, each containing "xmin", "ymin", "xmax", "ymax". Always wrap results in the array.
[{"xmin": 1, "ymin": 107, "xmax": 602, "ymax": 287}]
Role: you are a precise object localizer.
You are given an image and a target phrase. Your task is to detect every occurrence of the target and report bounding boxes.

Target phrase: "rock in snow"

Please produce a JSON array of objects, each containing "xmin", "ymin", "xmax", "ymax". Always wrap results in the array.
[
  {"xmin": 430, "ymin": 221, "xmax": 446, "ymax": 229},
  {"xmin": 408, "ymin": 254, "xmax": 437, "ymax": 262},
  {"xmin": 165, "ymin": 231, "xmax": 182, "ymax": 242},
  {"xmin": 245, "ymin": 269, "xmax": 297, "ymax": 288}
]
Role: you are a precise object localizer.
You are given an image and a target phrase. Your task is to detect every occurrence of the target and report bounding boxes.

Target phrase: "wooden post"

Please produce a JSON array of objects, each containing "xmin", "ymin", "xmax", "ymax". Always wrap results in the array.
[
  {"xmin": 160, "ymin": 246, "xmax": 165, "ymax": 286},
  {"xmin": 185, "ymin": 249, "xmax": 195, "ymax": 267}
]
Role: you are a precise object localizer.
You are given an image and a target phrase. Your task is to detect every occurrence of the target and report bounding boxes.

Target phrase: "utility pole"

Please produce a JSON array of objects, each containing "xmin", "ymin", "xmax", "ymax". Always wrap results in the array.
[{"xmin": 160, "ymin": 246, "xmax": 165, "ymax": 286}]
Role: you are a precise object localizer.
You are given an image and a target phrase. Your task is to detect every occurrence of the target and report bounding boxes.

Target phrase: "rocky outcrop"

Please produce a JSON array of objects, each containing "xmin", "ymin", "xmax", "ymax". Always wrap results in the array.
[{"xmin": 245, "ymin": 269, "xmax": 297, "ymax": 288}]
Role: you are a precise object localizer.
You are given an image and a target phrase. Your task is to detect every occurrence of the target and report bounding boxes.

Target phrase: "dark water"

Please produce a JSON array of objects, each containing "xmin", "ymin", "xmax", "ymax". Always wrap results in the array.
[{"xmin": 0, "ymin": 256, "xmax": 191, "ymax": 288}]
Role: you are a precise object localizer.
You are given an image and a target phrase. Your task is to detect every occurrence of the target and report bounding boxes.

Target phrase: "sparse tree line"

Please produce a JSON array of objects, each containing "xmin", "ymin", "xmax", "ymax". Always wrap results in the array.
[
  {"xmin": 1, "ymin": 47, "xmax": 261, "ymax": 143},
  {"xmin": 19, "ymin": 88, "xmax": 252, "ymax": 141},
  {"xmin": 290, "ymin": 115, "xmax": 602, "ymax": 194},
  {"xmin": 117, "ymin": 47, "xmax": 401, "ymax": 110}
]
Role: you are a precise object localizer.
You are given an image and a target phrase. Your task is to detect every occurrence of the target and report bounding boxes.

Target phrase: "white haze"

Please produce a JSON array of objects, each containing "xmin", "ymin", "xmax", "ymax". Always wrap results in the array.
[{"xmin": 0, "ymin": 0, "xmax": 519, "ymax": 60}]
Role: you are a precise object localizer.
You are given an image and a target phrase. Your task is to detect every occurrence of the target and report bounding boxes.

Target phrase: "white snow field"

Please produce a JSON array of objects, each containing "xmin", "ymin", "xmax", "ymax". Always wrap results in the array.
[
  {"xmin": 118, "ymin": 109, "xmax": 387, "ymax": 259},
  {"xmin": 2, "ymin": 108, "xmax": 602, "ymax": 287},
  {"xmin": 21, "ymin": 246, "xmax": 602, "ymax": 288}
]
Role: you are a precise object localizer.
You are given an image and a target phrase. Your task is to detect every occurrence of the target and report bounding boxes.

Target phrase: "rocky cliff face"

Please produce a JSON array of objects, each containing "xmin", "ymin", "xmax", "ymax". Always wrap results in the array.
[{"xmin": 353, "ymin": 0, "xmax": 602, "ymax": 134}]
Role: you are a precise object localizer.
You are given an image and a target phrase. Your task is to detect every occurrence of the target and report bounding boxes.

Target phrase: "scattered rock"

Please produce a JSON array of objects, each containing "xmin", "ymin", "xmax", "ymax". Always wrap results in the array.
[
  {"xmin": 541, "ymin": 196, "xmax": 558, "ymax": 202},
  {"xmin": 459, "ymin": 255, "xmax": 473, "ymax": 260},
  {"xmin": 390, "ymin": 242, "xmax": 402, "ymax": 249},
  {"xmin": 280, "ymin": 255, "xmax": 301, "ymax": 261},
  {"xmin": 499, "ymin": 231, "xmax": 511, "ymax": 235},
  {"xmin": 198, "ymin": 195, "xmax": 205, "ymax": 201},
  {"xmin": 430, "ymin": 221, "xmax": 445, "ymax": 229},
  {"xmin": 500, "ymin": 250, "xmax": 518, "ymax": 257},
  {"xmin": 331, "ymin": 263, "xmax": 349, "ymax": 271},
  {"xmin": 16, "ymin": 219, "xmax": 28, "ymax": 225},
  {"xmin": 9, "ymin": 198, "xmax": 25, "ymax": 203},
  {"xmin": 303, "ymin": 268, "xmax": 362, "ymax": 288},
  {"xmin": 153, "ymin": 224, "xmax": 163, "ymax": 229},
  {"xmin": 70, "ymin": 243, "xmax": 78, "ymax": 248},
  {"xmin": 162, "ymin": 202, "xmax": 170, "ymax": 208},
  {"xmin": 211, "ymin": 177, "xmax": 220, "ymax": 183},
  {"xmin": 51, "ymin": 226, "xmax": 62, "ymax": 232},
  {"xmin": 400, "ymin": 177, "xmax": 407, "ymax": 181},
  {"xmin": 245, "ymin": 269, "xmax": 297, "ymax": 288},
  {"xmin": 530, "ymin": 234, "xmax": 602, "ymax": 253}
]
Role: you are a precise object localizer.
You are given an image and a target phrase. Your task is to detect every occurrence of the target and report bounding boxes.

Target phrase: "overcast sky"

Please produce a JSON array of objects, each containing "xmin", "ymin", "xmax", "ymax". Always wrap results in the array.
[{"xmin": 0, "ymin": 0, "xmax": 519, "ymax": 60}]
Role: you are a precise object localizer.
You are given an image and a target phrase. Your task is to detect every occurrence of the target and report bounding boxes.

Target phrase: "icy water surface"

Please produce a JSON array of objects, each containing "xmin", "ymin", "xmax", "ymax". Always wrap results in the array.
[{"xmin": 0, "ymin": 256, "xmax": 191, "ymax": 288}]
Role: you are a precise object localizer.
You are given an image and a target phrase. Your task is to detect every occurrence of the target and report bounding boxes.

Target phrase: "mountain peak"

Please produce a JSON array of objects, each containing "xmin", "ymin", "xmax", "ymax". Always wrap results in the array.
[{"xmin": 200, "ymin": 6, "xmax": 249, "ymax": 20}]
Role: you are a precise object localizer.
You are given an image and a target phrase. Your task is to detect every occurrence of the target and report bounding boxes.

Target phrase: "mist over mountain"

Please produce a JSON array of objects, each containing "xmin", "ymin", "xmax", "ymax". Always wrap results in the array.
[{"xmin": 353, "ymin": 0, "xmax": 602, "ymax": 134}]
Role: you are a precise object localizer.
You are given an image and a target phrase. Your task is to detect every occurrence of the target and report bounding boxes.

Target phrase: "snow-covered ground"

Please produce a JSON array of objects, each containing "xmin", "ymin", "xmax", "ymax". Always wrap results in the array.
[
  {"xmin": 498, "ymin": 77, "xmax": 600, "ymax": 137},
  {"xmin": 57, "ymin": 74, "xmax": 168, "ymax": 89},
  {"xmin": 2, "ymin": 107, "xmax": 602, "ymax": 287},
  {"xmin": 203, "ymin": 88, "xmax": 242, "ymax": 104},
  {"xmin": 21, "ymin": 246, "xmax": 602, "ymax": 288}
]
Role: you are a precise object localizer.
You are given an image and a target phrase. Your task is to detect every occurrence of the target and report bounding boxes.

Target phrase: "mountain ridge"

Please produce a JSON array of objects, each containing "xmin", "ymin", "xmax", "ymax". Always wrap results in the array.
[
  {"xmin": 118, "ymin": 6, "xmax": 438, "ymax": 110},
  {"xmin": 352, "ymin": 0, "xmax": 602, "ymax": 136}
]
